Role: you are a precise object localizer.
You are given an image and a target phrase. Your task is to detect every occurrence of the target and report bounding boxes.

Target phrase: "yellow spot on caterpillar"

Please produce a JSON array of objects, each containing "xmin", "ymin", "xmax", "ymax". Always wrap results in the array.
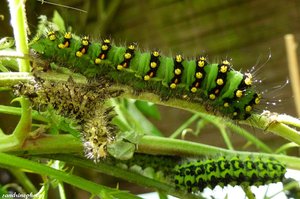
[
  {"xmin": 102, "ymin": 44, "xmax": 109, "ymax": 51},
  {"xmin": 104, "ymin": 39, "xmax": 110, "ymax": 43},
  {"xmin": 58, "ymin": 32, "xmax": 72, "ymax": 49},
  {"xmin": 117, "ymin": 65, "xmax": 123, "ymax": 70},
  {"xmin": 223, "ymin": 102, "xmax": 229, "ymax": 107},
  {"xmin": 220, "ymin": 65, "xmax": 228, "ymax": 73},
  {"xmin": 48, "ymin": 31, "xmax": 56, "ymax": 41},
  {"xmin": 209, "ymin": 94, "xmax": 216, "ymax": 100},
  {"xmin": 196, "ymin": 72, "xmax": 203, "ymax": 79},
  {"xmin": 144, "ymin": 75, "xmax": 150, "ymax": 81},
  {"xmin": 153, "ymin": 51, "xmax": 159, "ymax": 57},
  {"xmin": 128, "ymin": 44, "xmax": 135, "ymax": 50},
  {"xmin": 198, "ymin": 57, "xmax": 206, "ymax": 67},
  {"xmin": 150, "ymin": 62, "xmax": 157, "ymax": 68},
  {"xmin": 216, "ymin": 78, "xmax": 224, "ymax": 85},
  {"xmin": 64, "ymin": 32, "xmax": 72, "ymax": 39},
  {"xmin": 175, "ymin": 55, "xmax": 183, "ymax": 62},
  {"xmin": 170, "ymin": 83, "xmax": 177, "ymax": 89},
  {"xmin": 244, "ymin": 73, "xmax": 253, "ymax": 86},
  {"xmin": 222, "ymin": 60, "xmax": 230, "ymax": 65},
  {"xmin": 58, "ymin": 42, "xmax": 69, "ymax": 49},
  {"xmin": 175, "ymin": 68, "xmax": 182, "ymax": 75},
  {"xmin": 255, "ymin": 95, "xmax": 261, "ymax": 104},
  {"xmin": 82, "ymin": 36, "xmax": 89, "ymax": 45},
  {"xmin": 124, "ymin": 52, "xmax": 132, "ymax": 59},
  {"xmin": 191, "ymin": 87, "xmax": 197, "ymax": 93},
  {"xmin": 236, "ymin": 90, "xmax": 243, "ymax": 98},
  {"xmin": 76, "ymin": 51, "xmax": 83, "ymax": 57},
  {"xmin": 245, "ymin": 105, "xmax": 252, "ymax": 112},
  {"xmin": 94, "ymin": 58, "xmax": 101, "ymax": 64}
]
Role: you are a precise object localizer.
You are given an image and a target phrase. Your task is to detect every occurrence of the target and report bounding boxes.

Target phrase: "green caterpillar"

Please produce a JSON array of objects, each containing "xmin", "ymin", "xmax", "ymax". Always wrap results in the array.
[
  {"xmin": 174, "ymin": 156, "xmax": 286, "ymax": 193},
  {"xmin": 30, "ymin": 24, "xmax": 261, "ymax": 120},
  {"xmin": 110, "ymin": 154, "xmax": 286, "ymax": 194}
]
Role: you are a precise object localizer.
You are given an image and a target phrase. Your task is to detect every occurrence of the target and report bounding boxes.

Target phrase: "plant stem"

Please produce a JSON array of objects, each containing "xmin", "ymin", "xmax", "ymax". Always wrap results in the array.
[
  {"xmin": 1, "ymin": 134, "xmax": 82, "ymax": 154},
  {"xmin": 4, "ymin": 0, "xmax": 32, "ymax": 151},
  {"xmin": 0, "ymin": 72, "xmax": 34, "ymax": 86},
  {"xmin": 45, "ymin": 154, "xmax": 201, "ymax": 199},
  {"xmin": 9, "ymin": 168, "xmax": 37, "ymax": 193},
  {"xmin": 169, "ymin": 114, "xmax": 200, "ymax": 138},
  {"xmin": 137, "ymin": 135, "xmax": 300, "ymax": 170},
  {"xmin": 0, "ymin": 152, "xmax": 141, "ymax": 199},
  {"xmin": 8, "ymin": 0, "xmax": 30, "ymax": 72},
  {"xmin": 248, "ymin": 113, "xmax": 300, "ymax": 145},
  {"xmin": 4, "ymin": 134, "xmax": 300, "ymax": 169}
]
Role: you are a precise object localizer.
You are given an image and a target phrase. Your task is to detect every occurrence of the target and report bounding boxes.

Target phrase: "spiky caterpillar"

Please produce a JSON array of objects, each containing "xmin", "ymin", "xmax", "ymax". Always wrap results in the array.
[
  {"xmin": 30, "ymin": 26, "xmax": 261, "ymax": 120},
  {"xmin": 174, "ymin": 156, "xmax": 286, "ymax": 193},
  {"xmin": 13, "ymin": 74, "xmax": 123, "ymax": 161},
  {"xmin": 107, "ymin": 154, "xmax": 286, "ymax": 194}
]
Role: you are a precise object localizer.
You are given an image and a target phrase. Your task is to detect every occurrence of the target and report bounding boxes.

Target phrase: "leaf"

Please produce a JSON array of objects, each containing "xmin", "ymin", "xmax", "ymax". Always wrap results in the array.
[
  {"xmin": 52, "ymin": 10, "xmax": 66, "ymax": 32},
  {"xmin": 134, "ymin": 100, "xmax": 161, "ymax": 120}
]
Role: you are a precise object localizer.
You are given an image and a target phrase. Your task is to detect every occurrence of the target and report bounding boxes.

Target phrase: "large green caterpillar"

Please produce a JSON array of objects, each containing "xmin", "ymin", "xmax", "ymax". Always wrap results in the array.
[
  {"xmin": 30, "ymin": 22, "xmax": 261, "ymax": 120},
  {"xmin": 174, "ymin": 156, "xmax": 286, "ymax": 193}
]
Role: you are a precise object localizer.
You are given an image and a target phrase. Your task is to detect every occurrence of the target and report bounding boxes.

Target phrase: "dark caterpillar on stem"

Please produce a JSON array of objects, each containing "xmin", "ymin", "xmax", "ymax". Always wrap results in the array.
[
  {"xmin": 30, "ymin": 20, "xmax": 261, "ymax": 120},
  {"xmin": 174, "ymin": 156, "xmax": 286, "ymax": 193},
  {"xmin": 13, "ymin": 75, "xmax": 123, "ymax": 161}
]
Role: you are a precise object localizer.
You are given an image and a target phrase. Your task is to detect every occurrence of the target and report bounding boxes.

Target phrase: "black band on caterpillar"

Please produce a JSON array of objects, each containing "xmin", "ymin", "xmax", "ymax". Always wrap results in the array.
[
  {"xmin": 13, "ymin": 75, "xmax": 124, "ymax": 162},
  {"xmin": 30, "ymin": 27, "xmax": 262, "ymax": 120},
  {"xmin": 174, "ymin": 156, "xmax": 286, "ymax": 193}
]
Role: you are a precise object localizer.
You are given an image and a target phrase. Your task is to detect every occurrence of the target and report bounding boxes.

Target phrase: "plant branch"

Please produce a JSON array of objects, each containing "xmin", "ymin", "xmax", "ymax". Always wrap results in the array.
[{"xmin": 0, "ymin": 152, "xmax": 141, "ymax": 199}]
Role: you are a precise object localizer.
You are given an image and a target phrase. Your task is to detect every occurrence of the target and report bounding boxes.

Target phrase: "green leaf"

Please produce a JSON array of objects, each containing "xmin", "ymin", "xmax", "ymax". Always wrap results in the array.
[
  {"xmin": 134, "ymin": 100, "xmax": 161, "ymax": 120},
  {"xmin": 52, "ymin": 11, "xmax": 66, "ymax": 32}
]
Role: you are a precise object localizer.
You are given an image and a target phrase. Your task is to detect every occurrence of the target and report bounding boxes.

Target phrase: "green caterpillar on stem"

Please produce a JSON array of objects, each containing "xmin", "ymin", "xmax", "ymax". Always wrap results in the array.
[
  {"xmin": 110, "ymin": 153, "xmax": 286, "ymax": 195},
  {"xmin": 30, "ymin": 20, "xmax": 262, "ymax": 120},
  {"xmin": 174, "ymin": 156, "xmax": 286, "ymax": 193}
]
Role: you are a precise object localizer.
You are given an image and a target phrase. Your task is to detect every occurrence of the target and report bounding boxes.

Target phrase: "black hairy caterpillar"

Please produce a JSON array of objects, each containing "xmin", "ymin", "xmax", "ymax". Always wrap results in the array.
[
  {"xmin": 13, "ymin": 74, "xmax": 123, "ymax": 161},
  {"xmin": 174, "ymin": 156, "xmax": 286, "ymax": 193},
  {"xmin": 30, "ymin": 19, "xmax": 261, "ymax": 120}
]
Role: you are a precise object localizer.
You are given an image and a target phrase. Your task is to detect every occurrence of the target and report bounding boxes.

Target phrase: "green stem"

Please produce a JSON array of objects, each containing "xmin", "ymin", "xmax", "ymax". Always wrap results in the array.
[
  {"xmin": 8, "ymin": 0, "xmax": 31, "ymax": 72},
  {"xmin": 0, "ymin": 152, "xmax": 141, "ymax": 199},
  {"xmin": 248, "ymin": 114, "xmax": 300, "ymax": 145},
  {"xmin": 0, "ymin": 72, "xmax": 34, "ymax": 86},
  {"xmin": 4, "ymin": 134, "xmax": 300, "ymax": 170},
  {"xmin": 275, "ymin": 142, "xmax": 299, "ymax": 154},
  {"xmin": 169, "ymin": 114, "xmax": 200, "ymax": 138},
  {"xmin": 0, "ymin": 105, "xmax": 48, "ymax": 122},
  {"xmin": 45, "ymin": 154, "xmax": 201, "ymax": 199},
  {"xmin": 243, "ymin": 186, "xmax": 255, "ymax": 199},
  {"xmin": 9, "ymin": 168, "xmax": 37, "ymax": 193},
  {"xmin": 4, "ymin": 0, "xmax": 32, "ymax": 152},
  {"xmin": 1, "ymin": 134, "xmax": 82, "ymax": 154},
  {"xmin": 218, "ymin": 123, "xmax": 234, "ymax": 150},
  {"xmin": 137, "ymin": 135, "xmax": 300, "ymax": 170},
  {"xmin": 226, "ymin": 119, "xmax": 273, "ymax": 153},
  {"xmin": 196, "ymin": 112, "xmax": 273, "ymax": 153}
]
